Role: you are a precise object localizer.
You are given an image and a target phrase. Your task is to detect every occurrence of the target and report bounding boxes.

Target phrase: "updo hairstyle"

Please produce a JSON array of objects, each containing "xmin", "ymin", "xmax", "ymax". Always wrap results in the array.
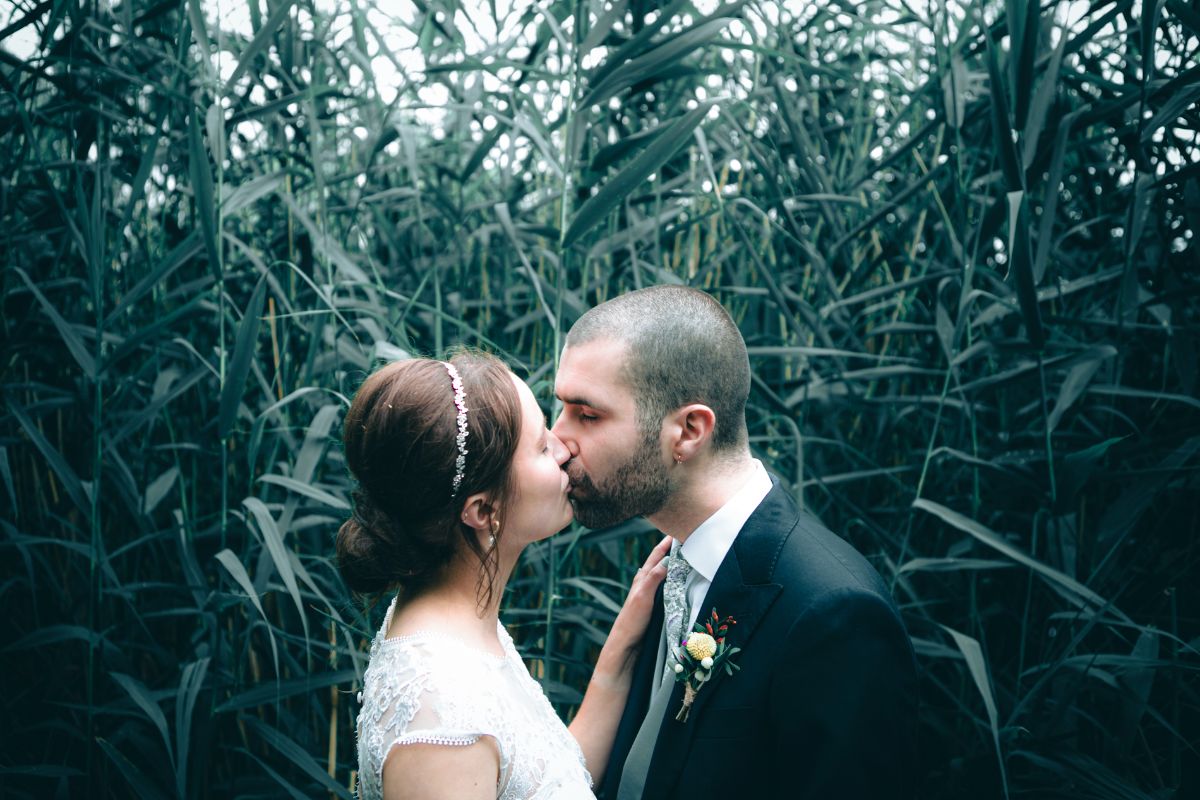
[{"xmin": 336, "ymin": 352, "xmax": 522, "ymax": 604}]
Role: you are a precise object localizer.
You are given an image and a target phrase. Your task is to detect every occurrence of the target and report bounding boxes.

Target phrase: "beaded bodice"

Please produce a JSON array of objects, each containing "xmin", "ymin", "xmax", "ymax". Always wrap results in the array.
[{"xmin": 355, "ymin": 597, "xmax": 594, "ymax": 800}]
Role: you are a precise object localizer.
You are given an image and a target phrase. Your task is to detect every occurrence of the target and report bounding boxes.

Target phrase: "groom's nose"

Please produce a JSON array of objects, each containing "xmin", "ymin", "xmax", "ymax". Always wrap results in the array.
[
  {"xmin": 546, "ymin": 430, "xmax": 570, "ymax": 466},
  {"xmin": 550, "ymin": 414, "xmax": 580, "ymax": 458}
]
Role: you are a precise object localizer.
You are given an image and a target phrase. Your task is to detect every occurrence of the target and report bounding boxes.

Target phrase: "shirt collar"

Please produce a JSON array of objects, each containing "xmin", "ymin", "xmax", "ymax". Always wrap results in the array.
[{"xmin": 678, "ymin": 459, "xmax": 773, "ymax": 583}]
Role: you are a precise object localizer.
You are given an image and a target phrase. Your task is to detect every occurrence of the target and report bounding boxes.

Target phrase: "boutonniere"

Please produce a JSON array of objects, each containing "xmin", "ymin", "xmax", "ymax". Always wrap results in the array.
[{"xmin": 669, "ymin": 609, "xmax": 741, "ymax": 722}]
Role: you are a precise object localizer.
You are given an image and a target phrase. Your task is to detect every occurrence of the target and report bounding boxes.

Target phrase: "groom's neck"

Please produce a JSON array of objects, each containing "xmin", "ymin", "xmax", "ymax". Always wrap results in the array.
[{"xmin": 648, "ymin": 453, "xmax": 757, "ymax": 543}]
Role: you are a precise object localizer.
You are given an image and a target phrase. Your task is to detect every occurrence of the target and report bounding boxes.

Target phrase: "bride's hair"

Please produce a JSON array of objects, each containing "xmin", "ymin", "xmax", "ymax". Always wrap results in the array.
[{"xmin": 336, "ymin": 351, "xmax": 521, "ymax": 605}]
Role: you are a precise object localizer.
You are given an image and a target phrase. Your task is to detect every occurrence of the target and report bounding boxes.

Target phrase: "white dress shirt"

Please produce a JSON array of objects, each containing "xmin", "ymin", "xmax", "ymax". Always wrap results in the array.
[{"xmin": 676, "ymin": 459, "xmax": 773, "ymax": 632}]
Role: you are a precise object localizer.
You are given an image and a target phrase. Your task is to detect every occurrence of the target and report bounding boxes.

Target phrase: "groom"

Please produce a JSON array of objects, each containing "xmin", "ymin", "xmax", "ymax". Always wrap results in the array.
[{"xmin": 552, "ymin": 286, "xmax": 918, "ymax": 799}]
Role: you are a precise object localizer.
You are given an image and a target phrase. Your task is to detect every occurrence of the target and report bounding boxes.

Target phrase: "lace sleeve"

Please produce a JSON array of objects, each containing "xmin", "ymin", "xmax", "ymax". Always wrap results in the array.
[{"xmin": 357, "ymin": 640, "xmax": 510, "ymax": 800}]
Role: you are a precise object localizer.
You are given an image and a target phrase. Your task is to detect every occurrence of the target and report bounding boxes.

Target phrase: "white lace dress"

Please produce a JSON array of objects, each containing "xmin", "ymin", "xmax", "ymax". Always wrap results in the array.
[{"xmin": 355, "ymin": 597, "xmax": 594, "ymax": 800}]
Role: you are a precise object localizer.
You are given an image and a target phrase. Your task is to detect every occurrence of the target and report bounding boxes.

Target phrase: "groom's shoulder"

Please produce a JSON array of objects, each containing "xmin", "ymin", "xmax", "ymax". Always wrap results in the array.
[{"xmin": 746, "ymin": 482, "xmax": 893, "ymax": 606}]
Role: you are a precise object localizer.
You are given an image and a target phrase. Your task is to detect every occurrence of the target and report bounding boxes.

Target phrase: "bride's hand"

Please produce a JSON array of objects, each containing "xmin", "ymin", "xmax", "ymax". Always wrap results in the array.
[
  {"xmin": 605, "ymin": 536, "xmax": 672, "ymax": 660},
  {"xmin": 570, "ymin": 537, "xmax": 671, "ymax": 778}
]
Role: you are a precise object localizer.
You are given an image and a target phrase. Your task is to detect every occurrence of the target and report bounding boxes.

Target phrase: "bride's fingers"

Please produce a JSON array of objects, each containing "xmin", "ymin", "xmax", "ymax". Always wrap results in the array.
[
  {"xmin": 611, "ymin": 542, "xmax": 672, "ymax": 645},
  {"xmin": 622, "ymin": 538, "xmax": 673, "ymax": 613},
  {"xmin": 639, "ymin": 535, "xmax": 673, "ymax": 572},
  {"xmin": 631, "ymin": 539, "xmax": 671, "ymax": 596}
]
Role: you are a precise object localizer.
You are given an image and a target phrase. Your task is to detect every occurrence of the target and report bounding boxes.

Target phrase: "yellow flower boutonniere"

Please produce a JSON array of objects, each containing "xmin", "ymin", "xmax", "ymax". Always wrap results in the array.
[{"xmin": 669, "ymin": 609, "xmax": 741, "ymax": 722}]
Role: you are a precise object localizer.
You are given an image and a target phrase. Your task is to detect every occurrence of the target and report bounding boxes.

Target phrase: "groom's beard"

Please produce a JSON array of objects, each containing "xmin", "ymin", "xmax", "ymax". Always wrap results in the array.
[{"xmin": 565, "ymin": 432, "xmax": 670, "ymax": 529}]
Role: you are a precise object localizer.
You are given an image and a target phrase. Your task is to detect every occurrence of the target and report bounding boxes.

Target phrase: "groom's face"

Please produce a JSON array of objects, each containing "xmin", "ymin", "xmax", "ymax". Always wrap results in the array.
[{"xmin": 552, "ymin": 339, "xmax": 671, "ymax": 529}]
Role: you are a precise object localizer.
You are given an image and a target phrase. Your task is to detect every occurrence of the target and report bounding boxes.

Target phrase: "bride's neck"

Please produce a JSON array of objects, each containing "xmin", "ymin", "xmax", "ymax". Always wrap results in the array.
[{"xmin": 392, "ymin": 545, "xmax": 521, "ymax": 643}]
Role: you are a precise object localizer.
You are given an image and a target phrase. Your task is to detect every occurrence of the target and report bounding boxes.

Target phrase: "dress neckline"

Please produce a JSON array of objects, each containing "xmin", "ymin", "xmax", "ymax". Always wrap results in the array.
[
  {"xmin": 379, "ymin": 628, "xmax": 509, "ymax": 662},
  {"xmin": 378, "ymin": 596, "xmax": 510, "ymax": 663}
]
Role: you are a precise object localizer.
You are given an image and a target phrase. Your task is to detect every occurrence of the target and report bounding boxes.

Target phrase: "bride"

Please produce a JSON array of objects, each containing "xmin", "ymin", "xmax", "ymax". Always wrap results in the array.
[{"xmin": 337, "ymin": 351, "xmax": 669, "ymax": 800}]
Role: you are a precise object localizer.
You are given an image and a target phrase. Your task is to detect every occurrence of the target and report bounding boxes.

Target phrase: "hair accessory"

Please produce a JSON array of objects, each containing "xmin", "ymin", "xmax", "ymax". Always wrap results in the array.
[{"xmin": 443, "ymin": 362, "xmax": 470, "ymax": 497}]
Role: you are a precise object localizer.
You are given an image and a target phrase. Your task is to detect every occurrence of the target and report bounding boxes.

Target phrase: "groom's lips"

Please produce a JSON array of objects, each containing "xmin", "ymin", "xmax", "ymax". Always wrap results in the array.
[{"xmin": 565, "ymin": 461, "xmax": 586, "ymax": 494}]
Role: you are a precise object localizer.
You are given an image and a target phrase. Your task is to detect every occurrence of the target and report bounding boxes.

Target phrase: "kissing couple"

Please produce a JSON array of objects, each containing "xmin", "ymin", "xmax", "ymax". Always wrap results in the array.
[{"xmin": 338, "ymin": 286, "xmax": 918, "ymax": 800}]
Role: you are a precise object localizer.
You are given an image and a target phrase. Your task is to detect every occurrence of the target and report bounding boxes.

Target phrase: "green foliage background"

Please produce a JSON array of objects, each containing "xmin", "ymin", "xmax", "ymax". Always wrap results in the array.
[{"xmin": 2, "ymin": 0, "xmax": 1198, "ymax": 797}]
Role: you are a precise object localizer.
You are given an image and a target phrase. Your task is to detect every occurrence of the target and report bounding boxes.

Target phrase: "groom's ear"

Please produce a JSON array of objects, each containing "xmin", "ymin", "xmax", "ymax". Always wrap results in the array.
[{"xmin": 669, "ymin": 403, "xmax": 716, "ymax": 462}]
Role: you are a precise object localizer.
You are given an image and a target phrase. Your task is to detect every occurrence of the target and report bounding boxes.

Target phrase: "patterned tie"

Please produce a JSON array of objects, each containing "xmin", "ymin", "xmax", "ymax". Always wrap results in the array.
[{"xmin": 662, "ymin": 541, "xmax": 693, "ymax": 680}]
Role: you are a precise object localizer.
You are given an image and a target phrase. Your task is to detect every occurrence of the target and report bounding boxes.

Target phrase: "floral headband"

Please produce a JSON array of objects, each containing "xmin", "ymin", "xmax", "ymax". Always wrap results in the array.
[{"xmin": 443, "ymin": 362, "xmax": 469, "ymax": 498}]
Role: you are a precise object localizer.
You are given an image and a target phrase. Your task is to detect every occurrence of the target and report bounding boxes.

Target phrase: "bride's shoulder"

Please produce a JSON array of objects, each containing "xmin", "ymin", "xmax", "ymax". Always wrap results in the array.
[
  {"xmin": 368, "ymin": 630, "xmax": 506, "ymax": 692},
  {"xmin": 363, "ymin": 604, "xmax": 514, "ymax": 709},
  {"xmin": 362, "ymin": 634, "xmax": 514, "ymax": 745}
]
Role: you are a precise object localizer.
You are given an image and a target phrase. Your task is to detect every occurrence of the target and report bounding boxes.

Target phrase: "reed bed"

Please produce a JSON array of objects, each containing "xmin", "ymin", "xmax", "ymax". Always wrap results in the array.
[{"xmin": 1, "ymin": 0, "xmax": 1198, "ymax": 797}]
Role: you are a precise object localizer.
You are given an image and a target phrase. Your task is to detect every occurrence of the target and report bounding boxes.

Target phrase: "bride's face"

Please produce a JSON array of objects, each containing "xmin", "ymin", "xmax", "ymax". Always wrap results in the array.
[{"xmin": 500, "ymin": 374, "xmax": 573, "ymax": 544}]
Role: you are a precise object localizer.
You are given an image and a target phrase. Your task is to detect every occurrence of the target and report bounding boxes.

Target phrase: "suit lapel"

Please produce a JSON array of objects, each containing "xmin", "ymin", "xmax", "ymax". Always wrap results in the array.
[{"xmin": 640, "ymin": 481, "xmax": 796, "ymax": 798}]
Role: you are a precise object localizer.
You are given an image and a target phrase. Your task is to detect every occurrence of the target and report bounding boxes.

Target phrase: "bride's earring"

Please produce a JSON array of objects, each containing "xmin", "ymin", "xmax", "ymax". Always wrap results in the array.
[{"xmin": 488, "ymin": 518, "xmax": 499, "ymax": 548}]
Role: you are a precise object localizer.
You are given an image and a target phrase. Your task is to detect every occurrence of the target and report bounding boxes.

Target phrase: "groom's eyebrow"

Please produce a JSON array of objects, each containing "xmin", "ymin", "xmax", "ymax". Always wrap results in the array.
[{"xmin": 557, "ymin": 392, "xmax": 606, "ymax": 412}]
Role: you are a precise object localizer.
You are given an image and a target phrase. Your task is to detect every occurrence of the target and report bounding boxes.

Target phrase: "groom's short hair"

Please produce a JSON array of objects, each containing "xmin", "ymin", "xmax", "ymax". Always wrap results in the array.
[{"xmin": 566, "ymin": 285, "xmax": 750, "ymax": 453}]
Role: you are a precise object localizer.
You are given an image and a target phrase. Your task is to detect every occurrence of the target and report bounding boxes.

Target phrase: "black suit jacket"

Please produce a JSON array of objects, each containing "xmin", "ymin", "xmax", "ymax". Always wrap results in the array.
[{"xmin": 599, "ymin": 478, "xmax": 918, "ymax": 799}]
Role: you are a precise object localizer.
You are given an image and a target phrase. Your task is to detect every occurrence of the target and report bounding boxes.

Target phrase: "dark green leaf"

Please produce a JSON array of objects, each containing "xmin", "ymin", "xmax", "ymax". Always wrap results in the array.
[
  {"xmin": 1167, "ymin": 0, "xmax": 1200, "ymax": 37},
  {"xmin": 1022, "ymin": 22, "xmax": 1067, "ymax": 172},
  {"xmin": 174, "ymin": 657, "xmax": 210, "ymax": 798},
  {"xmin": 215, "ymin": 669, "xmax": 356, "ymax": 714},
  {"xmin": 97, "ymin": 738, "xmax": 171, "ymax": 800},
  {"xmin": 244, "ymin": 718, "xmax": 353, "ymax": 798},
  {"xmin": 1033, "ymin": 109, "xmax": 1082, "ymax": 283},
  {"xmin": 987, "ymin": 35, "xmax": 1022, "ymax": 191},
  {"xmin": 580, "ymin": 17, "xmax": 733, "ymax": 110},
  {"xmin": 1140, "ymin": 82, "xmax": 1200, "ymax": 143},
  {"xmin": 914, "ymin": 499, "xmax": 1117, "ymax": 615},
  {"xmin": 215, "ymin": 548, "xmax": 280, "ymax": 673},
  {"xmin": 142, "ymin": 467, "xmax": 179, "ymax": 515},
  {"xmin": 6, "ymin": 624, "xmax": 104, "ymax": 652},
  {"xmin": 1011, "ymin": 0, "xmax": 1040, "ymax": 129},
  {"xmin": 110, "ymin": 673, "xmax": 174, "ymax": 767},
  {"xmin": 7, "ymin": 400, "xmax": 91, "ymax": 518},
  {"xmin": 218, "ymin": 276, "xmax": 268, "ymax": 440},
  {"xmin": 227, "ymin": 0, "xmax": 296, "ymax": 88},
  {"xmin": 1006, "ymin": 193, "xmax": 1043, "ymax": 347},
  {"xmin": 258, "ymin": 474, "xmax": 349, "ymax": 510},
  {"xmin": 564, "ymin": 101, "xmax": 714, "ymax": 248},
  {"xmin": 944, "ymin": 625, "xmax": 1009, "ymax": 800},
  {"xmin": 1047, "ymin": 346, "xmax": 1117, "ymax": 432},
  {"xmin": 244, "ymin": 496, "xmax": 310, "ymax": 645},
  {"xmin": 188, "ymin": 108, "xmax": 220, "ymax": 277},
  {"xmin": 13, "ymin": 267, "xmax": 96, "ymax": 379}
]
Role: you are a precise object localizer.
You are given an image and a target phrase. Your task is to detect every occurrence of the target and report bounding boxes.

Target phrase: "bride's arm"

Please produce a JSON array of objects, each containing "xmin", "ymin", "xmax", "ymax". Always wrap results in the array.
[
  {"xmin": 568, "ymin": 536, "xmax": 671, "ymax": 782},
  {"xmin": 382, "ymin": 739, "xmax": 499, "ymax": 800}
]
